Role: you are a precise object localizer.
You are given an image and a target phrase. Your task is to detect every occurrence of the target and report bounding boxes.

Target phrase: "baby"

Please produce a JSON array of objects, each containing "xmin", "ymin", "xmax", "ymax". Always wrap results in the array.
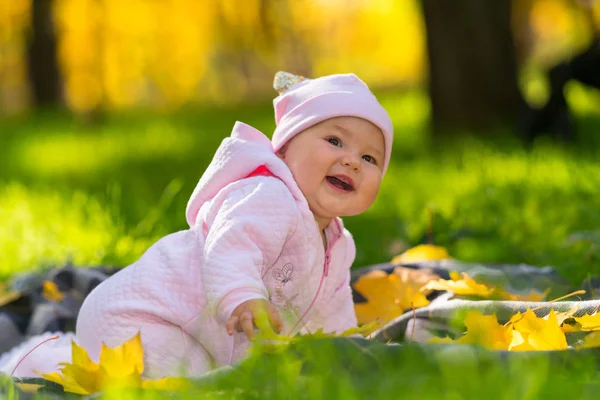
[{"xmin": 75, "ymin": 71, "xmax": 394, "ymax": 378}]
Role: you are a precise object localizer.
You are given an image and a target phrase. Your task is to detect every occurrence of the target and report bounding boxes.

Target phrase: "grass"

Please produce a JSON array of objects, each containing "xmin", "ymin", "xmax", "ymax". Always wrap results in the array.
[
  {"xmin": 2, "ymin": 86, "xmax": 600, "ymax": 284},
  {"xmin": 2, "ymin": 85, "xmax": 600, "ymax": 399}
]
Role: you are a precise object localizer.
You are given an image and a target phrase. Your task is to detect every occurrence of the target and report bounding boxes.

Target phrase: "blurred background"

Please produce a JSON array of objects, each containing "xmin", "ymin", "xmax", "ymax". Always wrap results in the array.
[{"xmin": 1, "ymin": 0, "xmax": 600, "ymax": 284}]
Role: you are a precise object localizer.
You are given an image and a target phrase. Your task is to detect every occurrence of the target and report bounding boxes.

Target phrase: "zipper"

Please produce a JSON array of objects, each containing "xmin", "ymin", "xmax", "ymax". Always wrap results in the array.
[{"xmin": 289, "ymin": 222, "xmax": 339, "ymax": 334}]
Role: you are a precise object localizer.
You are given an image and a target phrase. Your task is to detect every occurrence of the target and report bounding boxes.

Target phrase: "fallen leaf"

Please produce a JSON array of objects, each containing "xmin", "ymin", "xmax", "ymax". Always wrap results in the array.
[
  {"xmin": 353, "ymin": 267, "xmax": 438, "ymax": 326},
  {"xmin": 498, "ymin": 289, "xmax": 548, "ymax": 302},
  {"xmin": 508, "ymin": 309, "xmax": 568, "ymax": 351},
  {"xmin": 42, "ymin": 281, "xmax": 64, "ymax": 302},
  {"xmin": 577, "ymin": 331, "xmax": 600, "ymax": 349},
  {"xmin": 428, "ymin": 311, "xmax": 512, "ymax": 351},
  {"xmin": 421, "ymin": 272, "xmax": 495, "ymax": 298},
  {"xmin": 456, "ymin": 311, "xmax": 513, "ymax": 350},
  {"xmin": 392, "ymin": 244, "xmax": 451, "ymax": 264},
  {"xmin": 573, "ymin": 313, "xmax": 600, "ymax": 331},
  {"xmin": 555, "ymin": 306, "xmax": 581, "ymax": 332},
  {"xmin": 40, "ymin": 333, "xmax": 188, "ymax": 395}
]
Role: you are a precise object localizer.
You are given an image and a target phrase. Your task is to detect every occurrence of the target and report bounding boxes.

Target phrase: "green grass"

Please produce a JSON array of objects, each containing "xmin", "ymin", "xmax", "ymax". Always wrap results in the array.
[
  {"xmin": 2, "ymin": 86, "xmax": 600, "ymax": 399},
  {"xmin": 6, "ymin": 338, "xmax": 600, "ymax": 399},
  {"xmin": 2, "ymin": 87, "xmax": 600, "ymax": 284}
]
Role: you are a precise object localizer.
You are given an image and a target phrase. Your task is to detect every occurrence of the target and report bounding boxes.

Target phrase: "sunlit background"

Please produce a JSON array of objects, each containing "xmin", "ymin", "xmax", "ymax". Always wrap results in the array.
[
  {"xmin": 1, "ymin": 0, "xmax": 600, "ymax": 284},
  {"xmin": 1, "ymin": 0, "xmax": 599, "ymax": 113}
]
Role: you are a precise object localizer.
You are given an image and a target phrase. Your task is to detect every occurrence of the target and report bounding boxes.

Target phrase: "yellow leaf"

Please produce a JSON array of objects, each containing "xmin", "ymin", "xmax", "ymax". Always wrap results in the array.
[
  {"xmin": 428, "ymin": 311, "xmax": 512, "ymax": 350},
  {"xmin": 391, "ymin": 244, "xmax": 451, "ymax": 264},
  {"xmin": 421, "ymin": 272, "xmax": 495, "ymax": 298},
  {"xmin": 574, "ymin": 313, "xmax": 600, "ymax": 331},
  {"xmin": 39, "ymin": 333, "xmax": 159, "ymax": 395},
  {"xmin": 99, "ymin": 332, "xmax": 144, "ymax": 377},
  {"xmin": 556, "ymin": 306, "xmax": 581, "ymax": 332},
  {"xmin": 509, "ymin": 309, "xmax": 567, "ymax": 351},
  {"xmin": 71, "ymin": 340, "xmax": 99, "ymax": 373},
  {"xmin": 577, "ymin": 331, "xmax": 600, "ymax": 349},
  {"xmin": 59, "ymin": 363, "xmax": 100, "ymax": 394},
  {"xmin": 353, "ymin": 267, "xmax": 438, "ymax": 325},
  {"xmin": 499, "ymin": 289, "xmax": 548, "ymax": 302},
  {"xmin": 42, "ymin": 366, "xmax": 94, "ymax": 395},
  {"xmin": 510, "ymin": 330, "xmax": 528, "ymax": 349},
  {"xmin": 555, "ymin": 306, "xmax": 579, "ymax": 326},
  {"xmin": 458, "ymin": 311, "xmax": 512, "ymax": 350},
  {"xmin": 42, "ymin": 280, "xmax": 64, "ymax": 302}
]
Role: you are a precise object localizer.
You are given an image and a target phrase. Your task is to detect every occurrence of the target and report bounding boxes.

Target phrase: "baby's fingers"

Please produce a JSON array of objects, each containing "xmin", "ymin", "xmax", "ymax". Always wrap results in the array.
[
  {"xmin": 240, "ymin": 311, "xmax": 255, "ymax": 340},
  {"xmin": 226, "ymin": 315, "xmax": 239, "ymax": 335},
  {"xmin": 268, "ymin": 304, "xmax": 283, "ymax": 334}
]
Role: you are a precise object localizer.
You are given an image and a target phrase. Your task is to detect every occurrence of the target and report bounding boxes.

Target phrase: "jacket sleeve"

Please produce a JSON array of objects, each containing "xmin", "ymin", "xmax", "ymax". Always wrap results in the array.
[{"xmin": 202, "ymin": 178, "xmax": 298, "ymax": 324}]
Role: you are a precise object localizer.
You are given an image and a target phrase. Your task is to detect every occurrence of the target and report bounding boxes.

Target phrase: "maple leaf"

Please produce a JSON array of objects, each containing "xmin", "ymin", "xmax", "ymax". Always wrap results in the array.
[
  {"xmin": 508, "ymin": 309, "xmax": 568, "ymax": 351},
  {"xmin": 42, "ymin": 280, "xmax": 65, "ymax": 302},
  {"xmin": 576, "ymin": 331, "xmax": 600, "ymax": 349},
  {"xmin": 40, "ymin": 333, "xmax": 188, "ymax": 394},
  {"xmin": 391, "ymin": 244, "xmax": 451, "ymax": 264},
  {"xmin": 421, "ymin": 271, "xmax": 495, "ymax": 298},
  {"xmin": 353, "ymin": 267, "xmax": 438, "ymax": 326},
  {"xmin": 573, "ymin": 313, "xmax": 600, "ymax": 331},
  {"xmin": 555, "ymin": 306, "xmax": 581, "ymax": 332},
  {"xmin": 497, "ymin": 289, "xmax": 548, "ymax": 302},
  {"xmin": 428, "ymin": 311, "xmax": 512, "ymax": 350}
]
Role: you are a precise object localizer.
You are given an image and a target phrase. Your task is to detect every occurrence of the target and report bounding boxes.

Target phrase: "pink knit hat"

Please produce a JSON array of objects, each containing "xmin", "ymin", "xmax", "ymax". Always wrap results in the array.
[{"xmin": 271, "ymin": 71, "xmax": 394, "ymax": 175}]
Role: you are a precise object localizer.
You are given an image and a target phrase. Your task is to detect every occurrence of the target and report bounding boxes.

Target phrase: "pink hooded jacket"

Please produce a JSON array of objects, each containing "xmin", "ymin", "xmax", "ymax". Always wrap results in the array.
[{"xmin": 74, "ymin": 122, "xmax": 358, "ymax": 378}]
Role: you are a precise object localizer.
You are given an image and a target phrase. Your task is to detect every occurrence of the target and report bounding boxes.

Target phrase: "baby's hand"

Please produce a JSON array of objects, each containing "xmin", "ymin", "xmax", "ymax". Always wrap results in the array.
[{"xmin": 226, "ymin": 298, "xmax": 283, "ymax": 340}]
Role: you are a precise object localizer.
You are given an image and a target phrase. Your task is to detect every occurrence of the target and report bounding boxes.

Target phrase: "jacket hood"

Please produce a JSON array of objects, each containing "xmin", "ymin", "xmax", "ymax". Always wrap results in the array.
[{"xmin": 185, "ymin": 122, "xmax": 308, "ymax": 227}]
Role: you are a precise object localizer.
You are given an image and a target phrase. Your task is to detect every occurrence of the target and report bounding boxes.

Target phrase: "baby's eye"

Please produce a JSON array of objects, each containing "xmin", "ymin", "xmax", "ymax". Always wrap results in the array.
[
  {"xmin": 326, "ymin": 137, "xmax": 341, "ymax": 147},
  {"xmin": 362, "ymin": 155, "xmax": 377, "ymax": 164}
]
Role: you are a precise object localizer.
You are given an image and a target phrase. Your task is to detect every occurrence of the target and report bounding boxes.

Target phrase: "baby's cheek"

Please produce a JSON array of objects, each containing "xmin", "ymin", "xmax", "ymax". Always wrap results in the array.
[{"xmin": 363, "ymin": 176, "xmax": 382, "ymax": 204}]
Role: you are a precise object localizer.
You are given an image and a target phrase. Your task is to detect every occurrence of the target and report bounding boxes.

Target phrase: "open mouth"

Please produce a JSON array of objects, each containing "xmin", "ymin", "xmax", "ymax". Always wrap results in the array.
[{"xmin": 326, "ymin": 176, "xmax": 354, "ymax": 191}]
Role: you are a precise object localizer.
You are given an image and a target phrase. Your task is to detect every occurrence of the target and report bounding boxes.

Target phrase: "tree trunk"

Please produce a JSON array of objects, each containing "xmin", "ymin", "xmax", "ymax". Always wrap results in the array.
[
  {"xmin": 421, "ymin": 0, "xmax": 524, "ymax": 135},
  {"xmin": 27, "ymin": 0, "xmax": 62, "ymax": 107}
]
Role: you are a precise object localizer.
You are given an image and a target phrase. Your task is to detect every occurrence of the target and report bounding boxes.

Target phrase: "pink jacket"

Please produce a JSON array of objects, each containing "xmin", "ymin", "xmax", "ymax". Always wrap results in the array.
[{"xmin": 75, "ymin": 122, "xmax": 358, "ymax": 378}]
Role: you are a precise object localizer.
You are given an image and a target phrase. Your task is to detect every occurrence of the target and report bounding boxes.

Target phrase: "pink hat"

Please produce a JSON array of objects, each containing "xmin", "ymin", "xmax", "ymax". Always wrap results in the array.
[{"xmin": 271, "ymin": 71, "xmax": 394, "ymax": 175}]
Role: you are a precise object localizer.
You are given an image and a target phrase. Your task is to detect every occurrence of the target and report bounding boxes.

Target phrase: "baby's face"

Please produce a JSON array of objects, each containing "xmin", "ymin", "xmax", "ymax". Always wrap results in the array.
[{"xmin": 277, "ymin": 116, "xmax": 385, "ymax": 224}]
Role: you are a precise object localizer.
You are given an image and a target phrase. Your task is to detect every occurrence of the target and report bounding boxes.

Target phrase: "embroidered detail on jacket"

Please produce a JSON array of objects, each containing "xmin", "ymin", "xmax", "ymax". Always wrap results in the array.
[
  {"xmin": 272, "ymin": 263, "xmax": 293, "ymax": 285},
  {"xmin": 269, "ymin": 284, "xmax": 299, "ymax": 311}
]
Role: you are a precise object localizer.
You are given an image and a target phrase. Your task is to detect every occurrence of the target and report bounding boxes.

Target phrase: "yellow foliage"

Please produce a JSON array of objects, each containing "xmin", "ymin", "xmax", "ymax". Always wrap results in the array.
[
  {"xmin": 421, "ymin": 271, "xmax": 496, "ymax": 298},
  {"xmin": 578, "ymin": 331, "xmax": 600, "ymax": 349},
  {"xmin": 40, "ymin": 333, "xmax": 188, "ymax": 395},
  {"xmin": 353, "ymin": 266, "xmax": 439, "ymax": 326},
  {"xmin": 42, "ymin": 280, "xmax": 65, "ymax": 302},
  {"xmin": 391, "ymin": 244, "xmax": 451, "ymax": 264},
  {"xmin": 573, "ymin": 313, "xmax": 600, "ymax": 331},
  {"xmin": 497, "ymin": 289, "xmax": 547, "ymax": 302},
  {"xmin": 439, "ymin": 311, "xmax": 513, "ymax": 351},
  {"xmin": 508, "ymin": 309, "xmax": 568, "ymax": 351},
  {"xmin": 429, "ymin": 309, "xmax": 569, "ymax": 352},
  {"xmin": 421, "ymin": 271, "xmax": 546, "ymax": 301},
  {"xmin": 1, "ymin": 0, "xmax": 600, "ymax": 112}
]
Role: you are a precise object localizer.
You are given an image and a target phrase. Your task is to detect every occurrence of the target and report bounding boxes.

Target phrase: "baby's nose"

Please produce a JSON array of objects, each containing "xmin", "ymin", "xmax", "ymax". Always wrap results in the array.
[{"xmin": 341, "ymin": 154, "xmax": 360, "ymax": 169}]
